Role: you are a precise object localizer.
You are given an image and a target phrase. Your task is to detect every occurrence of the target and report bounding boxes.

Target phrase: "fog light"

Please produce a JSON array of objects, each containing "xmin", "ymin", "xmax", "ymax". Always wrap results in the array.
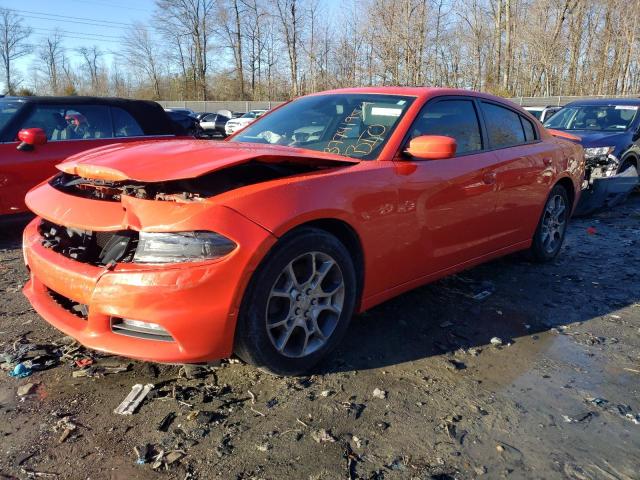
[
  {"xmin": 122, "ymin": 318, "xmax": 166, "ymax": 332},
  {"xmin": 111, "ymin": 317, "xmax": 173, "ymax": 341}
]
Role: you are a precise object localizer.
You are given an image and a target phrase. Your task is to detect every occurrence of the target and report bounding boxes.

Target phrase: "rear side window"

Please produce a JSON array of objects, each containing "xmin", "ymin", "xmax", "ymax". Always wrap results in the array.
[
  {"xmin": 112, "ymin": 107, "xmax": 144, "ymax": 137},
  {"xmin": 521, "ymin": 116, "xmax": 537, "ymax": 142},
  {"xmin": 19, "ymin": 104, "xmax": 113, "ymax": 141},
  {"xmin": 410, "ymin": 99, "xmax": 483, "ymax": 155},
  {"xmin": 481, "ymin": 102, "xmax": 525, "ymax": 148}
]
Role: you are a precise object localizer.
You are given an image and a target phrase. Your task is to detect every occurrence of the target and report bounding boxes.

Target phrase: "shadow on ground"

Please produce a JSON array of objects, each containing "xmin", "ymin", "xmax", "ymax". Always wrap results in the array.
[{"xmin": 316, "ymin": 193, "xmax": 640, "ymax": 374}]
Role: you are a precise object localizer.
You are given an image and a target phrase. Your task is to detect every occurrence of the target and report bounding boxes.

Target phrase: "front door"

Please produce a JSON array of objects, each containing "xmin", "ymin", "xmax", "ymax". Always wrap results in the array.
[{"xmin": 392, "ymin": 97, "xmax": 500, "ymax": 285}]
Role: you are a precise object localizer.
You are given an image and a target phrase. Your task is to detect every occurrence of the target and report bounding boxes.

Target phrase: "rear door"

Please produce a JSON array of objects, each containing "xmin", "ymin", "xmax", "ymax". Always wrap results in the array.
[
  {"xmin": 392, "ymin": 97, "xmax": 501, "ymax": 284},
  {"xmin": 479, "ymin": 101, "xmax": 555, "ymax": 247}
]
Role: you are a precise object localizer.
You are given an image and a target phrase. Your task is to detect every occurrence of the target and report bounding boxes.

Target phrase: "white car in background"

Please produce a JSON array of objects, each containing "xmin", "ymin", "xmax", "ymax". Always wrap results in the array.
[
  {"xmin": 524, "ymin": 105, "xmax": 562, "ymax": 123},
  {"xmin": 225, "ymin": 109, "xmax": 267, "ymax": 136}
]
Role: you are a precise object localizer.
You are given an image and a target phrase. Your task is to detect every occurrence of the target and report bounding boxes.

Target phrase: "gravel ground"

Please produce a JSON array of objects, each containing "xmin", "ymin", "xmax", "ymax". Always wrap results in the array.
[{"xmin": 1, "ymin": 196, "xmax": 639, "ymax": 480}]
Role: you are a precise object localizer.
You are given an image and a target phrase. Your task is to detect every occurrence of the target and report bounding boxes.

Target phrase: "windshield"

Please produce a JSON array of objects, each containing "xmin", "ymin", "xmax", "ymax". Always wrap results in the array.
[
  {"xmin": 0, "ymin": 99, "xmax": 25, "ymax": 131},
  {"xmin": 544, "ymin": 105, "xmax": 639, "ymax": 131},
  {"xmin": 231, "ymin": 94, "xmax": 415, "ymax": 160}
]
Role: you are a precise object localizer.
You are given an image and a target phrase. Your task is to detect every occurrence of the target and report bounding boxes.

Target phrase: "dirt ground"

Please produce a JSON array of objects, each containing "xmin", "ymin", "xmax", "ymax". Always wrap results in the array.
[{"xmin": 1, "ymin": 196, "xmax": 639, "ymax": 480}]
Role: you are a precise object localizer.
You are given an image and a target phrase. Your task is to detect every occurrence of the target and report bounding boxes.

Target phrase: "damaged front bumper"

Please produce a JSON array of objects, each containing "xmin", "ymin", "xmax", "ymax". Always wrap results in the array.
[
  {"xmin": 22, "ymin": 184, "xmax": 277, "ymax": 363},
  {"xmin": 575, "ymin": 163, "xmax": 639, "ymax": 216}
]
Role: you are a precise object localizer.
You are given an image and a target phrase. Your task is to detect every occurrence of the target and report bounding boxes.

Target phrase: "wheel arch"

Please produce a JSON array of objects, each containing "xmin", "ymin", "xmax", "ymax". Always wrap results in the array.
[
  {"xmin": 278, "ymin": 217, "xmax": 366, "ymax": 312},
  {"xmin": 555, "ymin": 176, "xmax": 576, "ymax": 211},
  {"xmin": 621, "ymin": 151, "xmax": 638, "ymax": 170}
]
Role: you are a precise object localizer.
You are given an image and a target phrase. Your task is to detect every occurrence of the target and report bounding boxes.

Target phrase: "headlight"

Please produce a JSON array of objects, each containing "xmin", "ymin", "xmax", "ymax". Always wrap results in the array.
[
  {"xmin": 133, "ymin": 231, "xmax": 236, "ymax": 264},
  {"xmin": 584, "ymin": 146, "xmax": 615, "ymax": 158}
]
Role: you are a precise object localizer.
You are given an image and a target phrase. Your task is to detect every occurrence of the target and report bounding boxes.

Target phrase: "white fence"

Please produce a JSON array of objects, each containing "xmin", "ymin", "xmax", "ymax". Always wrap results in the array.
[
  {"xmin": 158, "ymin": 94, "xmax": 640, "ymax": 112},
  {"xmin": 158, "ymin": 100, "xmax": 284, "ymax": 113},
  {"xmin": 510, "ymin": 94, "xmax": 640, "ymax": 107}
]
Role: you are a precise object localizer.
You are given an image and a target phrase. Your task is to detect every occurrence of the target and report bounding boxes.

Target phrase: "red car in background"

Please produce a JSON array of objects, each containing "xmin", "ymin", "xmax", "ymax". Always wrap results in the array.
[
  {"xmin": 22, "ymin": 87, "xmax": 584, "ymax": 375},
  {"xmin": 0, "ymin": 96, "xmax": 183, "ymax": 217}
]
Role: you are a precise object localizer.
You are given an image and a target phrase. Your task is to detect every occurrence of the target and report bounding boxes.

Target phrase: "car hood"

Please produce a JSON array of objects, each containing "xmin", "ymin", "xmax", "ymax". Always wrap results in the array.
[
  {"xmin": 57, "ymin": 139, "xmax": 359, "ymax": 182},
  {"xmin": 551, "ymin": 129, "xmax": 630, "ymax": 147}
]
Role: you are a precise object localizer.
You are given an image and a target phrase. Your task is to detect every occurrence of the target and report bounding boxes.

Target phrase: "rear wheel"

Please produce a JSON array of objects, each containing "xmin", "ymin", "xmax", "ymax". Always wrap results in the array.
[
  {"xmin": 234, "ymin": 228, "xmax": 357, "ymax": 376},
  {"xmin": 529, "ymin": 185, "xmax": 569, "ymax": 262}
]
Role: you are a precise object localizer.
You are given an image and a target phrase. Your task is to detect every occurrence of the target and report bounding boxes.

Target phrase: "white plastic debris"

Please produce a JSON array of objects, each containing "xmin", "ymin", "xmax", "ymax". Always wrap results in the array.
[
  {"xmin": 114, "ymin": 383, "xmax": 154, "ymax": 415},
  {"xmin": 372, "ymin": 388, "xmax": 387, "ymax": 399}
]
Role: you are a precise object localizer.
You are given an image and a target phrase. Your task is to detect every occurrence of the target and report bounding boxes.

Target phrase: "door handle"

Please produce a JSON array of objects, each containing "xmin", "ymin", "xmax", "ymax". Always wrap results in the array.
[{"xmin": 482, "ymin": 172, "xmax": 497, "ymax": 184}]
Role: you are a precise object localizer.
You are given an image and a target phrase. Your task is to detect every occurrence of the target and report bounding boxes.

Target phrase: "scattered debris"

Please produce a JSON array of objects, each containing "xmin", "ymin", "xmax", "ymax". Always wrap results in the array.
[
  {"xmin": 490, "ymin": 337, "xmax": 503, "ymax": 347},
  {"xmin": 312, "ymin": 429, "xmax": 337, "ymax": 443},
  {"xmin": 134, "ymin": 444, "xmax": 154, "ymax": 465},
  {"xmin": 372, "ymin": 388, "xmax": 387, "ymax": 399},
  {"xmin": 55, "ymin": 416, "xmax": 78, "ymax": 444},
  {"xmin": 17, "ymin": 382, "xmax": 37, "ymax": 396},
  {"xmin": 562, "ymin": 411, "xmax": 598, "ymax": 423},
  {"xmin": 9, "ymin": 362, "xmax": 33, "ymax": 378},
  {"xmin": 114, "ymin": 383, "xmax": 154, "ymax": 415},
  {"xmin": 446, "ymin": 359, "xmax": 467, "ymax": 371},
  {"xmin": 157, "ymin": 412, "xmax": 176, "ymax": 432}
]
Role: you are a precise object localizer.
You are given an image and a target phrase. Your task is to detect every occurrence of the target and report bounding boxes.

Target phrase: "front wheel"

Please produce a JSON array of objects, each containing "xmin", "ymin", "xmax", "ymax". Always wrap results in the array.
[
  {"xmin": 529, "ymin": 185, "xmax": 570, "ymax": 262},
  {"xmin": 234, "ymin": 228, "xmax": 357, "ymax": 376}
]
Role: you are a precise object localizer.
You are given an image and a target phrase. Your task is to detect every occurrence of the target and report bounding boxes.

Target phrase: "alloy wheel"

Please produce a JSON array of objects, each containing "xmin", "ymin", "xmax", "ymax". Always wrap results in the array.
[
  {"xmin": 540, "ymin": 194, "xmax": 567, "ymax": 254},
  {"xmin": 265, "ymin": 251, "xmax": 345, "ymax": 358}
]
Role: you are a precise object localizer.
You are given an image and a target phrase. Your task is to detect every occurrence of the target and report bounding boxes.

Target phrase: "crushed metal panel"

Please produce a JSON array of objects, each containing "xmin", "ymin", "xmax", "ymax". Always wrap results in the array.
[
  {"xmin": 575, "ymin": 166, "xmax": 639, "ymax": 216},
  {"xmin": 114, "ymin": 383, "xmax": 154, "ymax": 415}
]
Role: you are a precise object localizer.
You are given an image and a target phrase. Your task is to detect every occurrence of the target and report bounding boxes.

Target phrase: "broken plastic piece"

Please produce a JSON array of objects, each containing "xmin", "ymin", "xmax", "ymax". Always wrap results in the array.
[
  {"xmin": 114, "ymin": 383, "xmax": 154, "ymax": 415},
  {"xmin": 9, "ymin": 363, "xmax": 32, "ymax": 378}
]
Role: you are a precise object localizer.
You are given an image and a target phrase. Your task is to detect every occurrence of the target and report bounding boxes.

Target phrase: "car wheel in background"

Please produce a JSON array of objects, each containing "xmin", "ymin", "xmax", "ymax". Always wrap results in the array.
[
  {"xmin": 529, "ymin": 184, "xmax": 570, "ymax": 263},
  {"xmin": 234, "ymin": 228, "xmax": 357, "ymax": 376}
]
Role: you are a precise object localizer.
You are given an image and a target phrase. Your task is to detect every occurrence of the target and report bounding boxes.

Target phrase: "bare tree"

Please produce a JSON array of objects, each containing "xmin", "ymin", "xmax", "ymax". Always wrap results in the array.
[
  {"xmin": 37, "ymin": 33, "xmax": 65, "ymax": 95},
  {"xmin": 155, "ymin": 0, "xmax": 216, "ymax": 100},
  {"xmin": 276, "ymin": 0, "xmax": 301, "ymax": 96},
  {"xmin": 0, "ymin": 8, "xmax": 32, "ymax": 94},
  {"xmin": 123, "ymin": 24, "xmax": 163, "ymax": 98}
]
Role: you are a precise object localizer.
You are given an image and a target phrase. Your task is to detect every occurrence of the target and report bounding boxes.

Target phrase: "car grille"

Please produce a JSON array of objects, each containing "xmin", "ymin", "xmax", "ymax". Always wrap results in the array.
[
  {"xmin": 47, "ymin": 287, "xmax": 88, "ymax": 319},
  {"xmin": 39, "ymin": 220, "xmax": 138, "ymax": 265}
]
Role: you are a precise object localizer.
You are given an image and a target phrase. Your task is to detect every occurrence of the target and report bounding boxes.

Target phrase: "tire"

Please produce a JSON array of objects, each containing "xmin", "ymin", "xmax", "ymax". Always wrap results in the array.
[
  {"xmin": 529, "ymin": 184, "xmax": 570, "ymax": 262},
  {"xmin": 234, "ymin": 227, "xmax": 357, "ymax": 376}
]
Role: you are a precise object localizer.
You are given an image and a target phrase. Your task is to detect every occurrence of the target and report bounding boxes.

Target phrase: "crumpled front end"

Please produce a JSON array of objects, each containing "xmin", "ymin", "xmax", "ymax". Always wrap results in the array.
[
  {"xmin": 575, "ymin": 164, "xmax": 639, "ymax": 216},
  {"xmin": 22, "ymin": 178, "xmax": 277, "ymax": 363}
]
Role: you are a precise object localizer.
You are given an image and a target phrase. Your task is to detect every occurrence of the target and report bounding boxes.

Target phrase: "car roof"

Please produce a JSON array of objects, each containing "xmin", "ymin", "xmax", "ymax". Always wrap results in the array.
[
  {"xmin": 1, "ymin": 96, "xmax": 180, "ymax": 136},
  {"xmin": 306, "ymin": 86, "xmax": 521, "ymax": 108},
  {"xmin": 565, "ymin": 98, "xmax": 640, "ymax": 107}
]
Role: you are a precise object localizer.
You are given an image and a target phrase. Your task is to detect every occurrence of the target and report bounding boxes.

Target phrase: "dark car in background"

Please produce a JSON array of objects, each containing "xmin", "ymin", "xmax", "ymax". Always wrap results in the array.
[
  {"xmin": 0, "ymin": 96, "xmax": 184, "ymax": 217},
  {"xmin": 544, "ymin": 99, "xmax": 640, "ymax": 214},
  {"xmin": 164, "ymin": 109, "xmax": 200, "ymax": 136}
]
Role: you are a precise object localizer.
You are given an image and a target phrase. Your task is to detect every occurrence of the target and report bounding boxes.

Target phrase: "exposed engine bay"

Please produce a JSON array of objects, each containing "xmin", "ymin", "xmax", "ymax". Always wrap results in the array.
[{"xmin": 50, "ymin": 160, "xmax": 333, "ymax": 202}]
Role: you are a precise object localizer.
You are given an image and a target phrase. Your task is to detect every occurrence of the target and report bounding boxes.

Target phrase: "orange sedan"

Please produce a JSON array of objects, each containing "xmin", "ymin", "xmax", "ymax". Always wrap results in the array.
[{"xmin": 22, "ymin": 88, "xmax": 584, "ymax": 375}]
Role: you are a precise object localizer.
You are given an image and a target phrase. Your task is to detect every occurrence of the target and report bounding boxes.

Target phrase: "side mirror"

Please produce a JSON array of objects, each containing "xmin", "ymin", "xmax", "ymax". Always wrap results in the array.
[
  {"xmin": 17, "ymin": 128, "xmax": 47, "ymax": 151},
  {"xmin": 405, "ymin": 135, "xmax": 457, "ymax": 160}
]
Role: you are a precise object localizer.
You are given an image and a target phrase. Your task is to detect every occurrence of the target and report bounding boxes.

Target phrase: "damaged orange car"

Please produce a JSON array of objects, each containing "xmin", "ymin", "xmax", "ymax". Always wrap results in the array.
[{"xmin": 22, "ymin": 88, "xmax": 584, "ymax": 375}]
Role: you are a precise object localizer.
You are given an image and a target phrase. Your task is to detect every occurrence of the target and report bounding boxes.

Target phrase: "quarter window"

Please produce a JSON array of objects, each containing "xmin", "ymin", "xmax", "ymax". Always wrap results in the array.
[
  {"xmin": 410, "ymin": 99, "xmax": 483, "ymax": 155},
  {"xmin": 481, "ymin": 102, "xmax": 525, "ymax": 148},
  {"xmin": 521, "ymin": 116, "xmax": 537, "ymax": 142},
  {"xmin": 112, "ymin": 107, "xmax": 144, "ymax": 137}
]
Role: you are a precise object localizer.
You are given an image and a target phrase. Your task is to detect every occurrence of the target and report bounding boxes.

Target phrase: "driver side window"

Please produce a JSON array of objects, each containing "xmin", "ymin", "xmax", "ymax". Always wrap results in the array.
[{"xmin": 411, "ymin": 99, "xmax": 483, "ymax": 155}]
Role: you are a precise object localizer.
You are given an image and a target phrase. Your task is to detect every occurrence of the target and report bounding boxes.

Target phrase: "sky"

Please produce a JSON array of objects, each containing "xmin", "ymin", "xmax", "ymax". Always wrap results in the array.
[
  {"xmin": 1, "ymin": 0, "xmax": 343, "ymax": 91},
  {"xmin": 1, "ymin": 0, "xmax": 160, "ymax": 89}
]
